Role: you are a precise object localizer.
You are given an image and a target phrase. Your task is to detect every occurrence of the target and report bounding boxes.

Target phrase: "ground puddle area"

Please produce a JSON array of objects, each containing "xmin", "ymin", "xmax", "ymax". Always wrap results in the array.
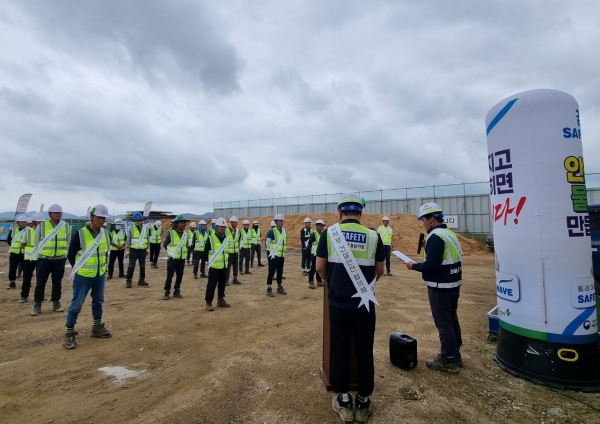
[{"xmin": 98, "ymin": 366, "xmax": 145, "ymax": 383}]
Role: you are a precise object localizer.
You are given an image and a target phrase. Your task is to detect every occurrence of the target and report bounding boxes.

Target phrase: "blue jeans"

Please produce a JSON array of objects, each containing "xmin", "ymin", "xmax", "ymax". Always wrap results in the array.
[{"xmin": 66, "ymin": 273, "xmax": 106, "ymax": 327}]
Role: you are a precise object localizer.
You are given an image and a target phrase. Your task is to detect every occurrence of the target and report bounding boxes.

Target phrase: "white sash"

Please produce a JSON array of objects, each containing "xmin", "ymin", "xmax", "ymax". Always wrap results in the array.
[
  {"xmin": 112, "ymin": 229, "xmax": 126, "ymax": 247},
  {"xmin": 136, "ymin": 224, "xmax": 147, "ymax": 248},
  {"xmin": 240, "ymin": 229, "xmax": 252, "ymax": 248},
  {"xmin": 167, "ymin": 231, "xmax": 188, "ymax": 259},
  {"xmin": 269, "ymin": 228, "xmax": 286, "ymax": 259},
  {"xmin": 429, "ymin": 228, "xmax": 463, "ymax": 257},
  {"xmin": 252, "ymin": 228, "xmax": 260, "ymax": 244},
  {"xmin": 380, "ymin": 226, "xmax": 392, "ymax": 242},
  {"xmin": 329, "ymin": 223, "xmax": 379, "ymax": 312},
  {"xmin": 208, "ymin": 235, "xmax": 229, "ymax": 268},
  {"xmin": 68, "ymin": 229, "xmax": 106, "ymax": 280},
  {"xmin": 32, "ymin": 221, "xmax": 66, "ymax": 258},
  {"xmin": 10, "ymin": 229, "xmax": 26, "ymax": 249}
]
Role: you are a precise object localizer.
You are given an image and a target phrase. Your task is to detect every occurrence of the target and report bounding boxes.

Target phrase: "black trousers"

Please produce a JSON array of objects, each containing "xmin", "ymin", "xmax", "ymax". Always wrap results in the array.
[
  {"xmin": 251, "ymin": 245, "xmax": 262, "ymax": 266},
  {"xmin": 186, "ymin": 245, "xmax": 193, "ymax": 262},
  {"xmin": 329, "ymin": 304, "xmax": 376, "ymax": 397},
  {"xmin": 34, "ymin": 258, "xmax": 66, "ymax": 303},
  {"xmin": 226, "ymin": 252, "xmax": 239, "ymax": 280},
  {"xmin": 383, "ymin": 245, "xmax": 391, "ymax": 273},
  {"xmin": 21, "ymin": 259, "xmax": 37, "ymax": 297},
  {"xmin": 239, "ymin": 248, "xmax": 251, "ymax": 273},
  {"xmin": 164, "ymin": 258, "xmax": 185, "ymax": 293},
  {"xmin": 206, "ymin": 267, "xmax": 227, "ymax": 302},
  {"xmin": 149, "ymin": 243, "xmax": 161, "ymax": 265},
  {"xmin": 8, "ymin": 252, "xmax": 25, "ymax": 282},
  {"xmin": 108, "ymin": 249, "xmax": 125, "ymax": 276},
  {"xmin": 126, "ymin": 249, "xmax": 146, "ymax": 280},
  {"xmin": 193, "ymin": 251, "xmax": 206, "ymax": 275},
  {"xmin": 308, "ymin": 254, "xmax": 322, "ymax": 283},
  {"xmin": 267, "ymin": 256, "xmax": 284, "ymax": 286},
  {"xmin": 301, "ymin": 248, "xmax": 311, "ymax": 270},
  {"xmin": 428, "ymin": 286, "xmax": 462, "ymax": 358}
]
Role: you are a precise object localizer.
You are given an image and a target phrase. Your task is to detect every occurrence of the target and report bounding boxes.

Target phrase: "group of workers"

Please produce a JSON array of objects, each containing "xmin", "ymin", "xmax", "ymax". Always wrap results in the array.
[{"xmin": 4, "ymin": 196, "xmax": 463, "ymax": 424}]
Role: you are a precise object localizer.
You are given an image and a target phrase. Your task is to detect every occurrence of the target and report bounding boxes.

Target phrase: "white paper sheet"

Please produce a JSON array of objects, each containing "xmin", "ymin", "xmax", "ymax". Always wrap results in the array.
[{"xmin": 392, "ymin": 250, "xmax": 414, "ymax": 263}]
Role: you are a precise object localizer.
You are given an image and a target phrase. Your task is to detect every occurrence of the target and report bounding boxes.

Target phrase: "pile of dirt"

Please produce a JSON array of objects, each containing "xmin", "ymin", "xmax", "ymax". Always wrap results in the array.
[{"xmin": 178, "ymin": 213, "xmax": 490, "ymax": 257}]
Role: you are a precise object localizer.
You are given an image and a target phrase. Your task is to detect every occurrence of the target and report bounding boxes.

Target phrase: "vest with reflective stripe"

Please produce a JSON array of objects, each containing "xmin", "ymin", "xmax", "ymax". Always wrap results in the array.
[
  {"xmin": 251, "ymin": 228, "xmax": 261, "ymax": 245},
  {"xmin": 311, "ymin": 231, "xmax": 321, "ymax": 256},
  {"xmin": 130, "ymin": 225, "xmax": 148, "ymax": 249},
  {"xmin": 185, "ymin": 230, "xmax": 193, "ymax": 247},
  {"xmin": 24, "ymin": 227, "xmax": 36, "ymax": 257},
  {"xmin": 269, "ymin": 228, "xmax": 287, "ymax": 258},
  {"xmin": 195, "ymin": 230, "xmax": 206, "ymax": 252},
  {"xmin": 168, "ymin": 230, "xmax": 187, "ymax": 259},
  {"xmin": 377, "ymin": 225, "xmax": 393, "ymax": 245},
  {"xmin": 39, "ymin": 220, "xmax": 69, "ymax": 257},
  {"xmin": 10, "ymin": 227, "xmax": 24, "ymax": 254},
  {"xmin": 226, "ymin": 228, "xmax": 240, "ymax": 254},
  {"xmin": 76, "ymin": 227, "xmax": 110, "ymax": 277},
  {"xmin": 209, "ymin": 234, "xmax": 228, "ymax": 269},
  {"xmin": 110, "ymin": 230, "xmax": 126, "ymax": 251},
  {"xmin": 240, "ymin": 229, "xmax": 252, "ymax": 248},
  {"xmin": 327, "ymin": 223, "xmax": 377, "ymax": 267},
  {"xmin": 150, "ymin": 226, "xmax": 162, "ymax": 244},
  {"xmin": 423, "ymin": 228, "xmax": 462, "ymax": 288}
]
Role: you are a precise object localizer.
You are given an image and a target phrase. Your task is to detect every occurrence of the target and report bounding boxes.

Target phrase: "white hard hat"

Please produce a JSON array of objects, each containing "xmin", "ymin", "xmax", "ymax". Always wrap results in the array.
[
  {"xmin": 243, "ymin": 219, "xmax": 250, "ymax": 225},
  {"xmin": 90, "ymin": 204, "xmax": 109, "ymax": 218},
  {"xmin": 16, "ymin": 214, "xmax": 28, "ymax": 222},
  {"xmin": 48, "ymin": 204, "xmax": 63, "ymax": 213},
  {"xmin": 229, "ymin": 216, "xmax": 238, "ymax": 222},
  {"xmin": 103, "ymin": 222, "xmax": 107, "ymax": 227},
  {"xmin": 216, "ymin": 218, "xmax": 227, "ymax": 227},
  {"xmin": 253, "ymin": 220, "xmax": 259, "ymax": 225},
  {"xmin": 304, "ymin": 217, "xmax": 312, "ymax": 223},
  {"xmin": 418, "ymin": 202, "xmax": 444, "ymax": 220},
  {"xmin": 190, "ymin": 222, "xmax": 197, "ymax": 228},
  {"xmin": 315, "ymin": 219, "xmax": 325, "ymax": 225},
  {"xmin": 115, "ymin": 218, "xmax": 123, "ymax": 224},
  {"xmin": 199, "ymin": 220, "xmax": 207, "ymax": 225},
  {"xmin": 274, "ymin": 213, "xmax": 284, "ymax": 221},
  {"xmin": 382, "ymin": 216, "xmax": 390, "ymax": 221},
  {"xmin": 154, "ymin": 220, "xmax": 161, "ymax": 227},
  {"xmin": 27, "ymin": 217, "xmax": 33, "ymax": 224},
  {"xmin": 270, "ymin": 221, "xmax": 276, "ymax": 227},
  {"xmin": 31, "ymin": 213, "xmax": 45, "ymax": 222}
]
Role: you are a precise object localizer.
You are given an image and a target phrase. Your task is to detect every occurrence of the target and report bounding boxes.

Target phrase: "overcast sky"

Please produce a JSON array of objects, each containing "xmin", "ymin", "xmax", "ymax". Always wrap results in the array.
[{"xmin": 1, "ymin": 1, "xmax": 599, "ymax": 215}]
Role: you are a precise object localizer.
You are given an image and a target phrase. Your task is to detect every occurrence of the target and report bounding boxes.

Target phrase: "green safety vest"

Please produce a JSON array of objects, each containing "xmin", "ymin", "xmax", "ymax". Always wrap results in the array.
[
  {"xmin": 226, "ymin": 228, "xmax": 240, "ymax": 254},
  {"xmin": 423, "ymin": 228, "xmax": 462, "ymax": 288},
  {"xmin": 209, "ymin": 234, "xmax": 228, "ymax": 269},
  {"xmin": 39, "ymin": 220, "xmax": 70, "ymax": 257},
  {"xmin": 130, "ymin": 225, "xmax": 148, "ymax": 249},
  {"xmin": 76, "ymin": 227, "xmax": 110, "ymax": 277},
  {"xmin": 150, "ymin": 226, "xmax": 162, "ymax": 244},
  {"xmin": 251, "ymin": 228, "xmax": 261, "ymax": 245},
  {"xmin": 195, "ymin": 230, "xmax": 206, "ymax": 252},
  {"xmin": 327, "ymin": 222, "xmax": 378, "ymax": 266},
  {"xmin": 168, "ymin": 230, "xmax": 188, "ymax": 260},
  {"xmin": 269, "ymin": 228, "xmax": 287, "ymax": 258},
  {"xmin": 240, "ymin": 229, "xmax": 252, "ymax": 249},
  {"xmin": 110, "ymin": 229, "xmax": 126, "ymax": 251},
  {"xmin": 10, "ymin": 227, "xmax": 25, "ymax": 254},
  {"xmin": 24, "ymin": 227, "xmax": 36, "ymax": 258},
  {"xmin": 311, "ymin": 231, "xmax": 321, "ymax": 256},
  {"xmin": 377, "ymin": 225, "xmax": 393, "ymax": 245}
]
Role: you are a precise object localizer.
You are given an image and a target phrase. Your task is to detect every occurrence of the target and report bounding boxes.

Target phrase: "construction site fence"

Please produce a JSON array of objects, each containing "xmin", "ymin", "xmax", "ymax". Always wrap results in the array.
[{"xmin": 213, "ymin": 174, "xmax": 600, "ymax": 234}]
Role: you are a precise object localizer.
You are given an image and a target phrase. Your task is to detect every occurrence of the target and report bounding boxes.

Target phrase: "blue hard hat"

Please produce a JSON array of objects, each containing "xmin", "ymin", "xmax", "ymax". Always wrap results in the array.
[{"xmin": 133, "ymin": 212, "xmax": 143, "ymax": 220}]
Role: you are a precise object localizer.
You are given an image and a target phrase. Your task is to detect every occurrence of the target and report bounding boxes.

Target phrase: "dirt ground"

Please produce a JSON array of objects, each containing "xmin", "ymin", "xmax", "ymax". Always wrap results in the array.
[{"xmin": 1, "ymin": 229, "xmax": 599, "ymax": 423}]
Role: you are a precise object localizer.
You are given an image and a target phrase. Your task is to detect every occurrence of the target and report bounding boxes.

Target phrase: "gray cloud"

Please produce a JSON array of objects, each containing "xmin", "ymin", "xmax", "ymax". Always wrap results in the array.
[{"xmin": 264, "ymin": 180, "xmax": 276, "ymax": 187}]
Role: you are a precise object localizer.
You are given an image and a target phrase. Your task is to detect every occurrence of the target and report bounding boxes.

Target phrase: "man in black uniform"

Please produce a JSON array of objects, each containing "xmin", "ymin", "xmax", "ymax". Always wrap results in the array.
[
  {"xmin": 316, "ymin": 193, "xmax": 384, "ymax": 423},
  {"xmin": 406, "ymin": 202, "xmax": 463, "ymax": 373},
  {"xmin": 300, "ymin": 217, "xmax": 312, "ymax": 275}
]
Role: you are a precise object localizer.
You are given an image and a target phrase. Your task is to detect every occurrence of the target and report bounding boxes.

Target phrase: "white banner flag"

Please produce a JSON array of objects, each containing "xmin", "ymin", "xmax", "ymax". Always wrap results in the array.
[
  {"xmin": 143, "ymin": 202, "xmax": 153, "ymax": 218},
  {"xmin": 39, "ymin": 204, "xmax": 44, "ymax": 213},
  {"xmin": 15, "ymin": 193, "xmax": 32, "ymax": 218}
]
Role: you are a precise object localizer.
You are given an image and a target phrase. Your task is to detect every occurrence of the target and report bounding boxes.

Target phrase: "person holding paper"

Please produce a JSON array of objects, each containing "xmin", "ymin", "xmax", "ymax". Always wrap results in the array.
[
  {"xmin": 125, "ymin": 212, "xmax": 149, "ymax": 288},
  {"xmin": 162, "ymin": 215, "xmax": 189, "ymax": 300},
  {"xmin": 405, "ymin": 202, "xmax": 463, "ymax": 374},
  {"xmin": 316, "ymin": 193, "xmax": 384, "ymax": 423},
  {"xmin": 6, "ymin": 215, "xmax": 28, "ymax": 290},
  {"xmin": 63, "ymin": 204, "xmax": 112, "ymax": 349},
  {"xmin": 202, "ymin": 218, "xmax": 230, "ymax": 311}
]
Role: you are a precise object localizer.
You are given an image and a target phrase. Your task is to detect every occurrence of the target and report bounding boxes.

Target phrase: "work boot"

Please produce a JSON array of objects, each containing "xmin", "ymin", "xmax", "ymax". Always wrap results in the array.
[
  {"xmin": 53, "ymin": 302, "xmax": 64, "ymax": 312},
  {"xmin": 200, "ymin": 273, "xmax": 207, "ymax": 278},
  {"xmin": 317, "ymin": 281, "xmax": 325, "ymax": 287},
  {"xmin": 91, "ymin": 323, "xmax": 112, "ymax": 338},
  {"xmin": 282, "ymin": 275, "xmax": 286, "ymax": 279},
  {"xmin": 193, "ymin": 273, "xmax": 198, "ymax": 280},
  {"xmin": 277, "ymin": 285, "xmax": 287, "ymax": 295},
  {"xmin": 63, "ymin": 332, "xmax": 77, "ymax": 349},
  {"xmin": 118, "ymin": 273, "xmax": 126, "ymax": 278},
  {"xmin": 233, "ymin": 278, "xmax": 242, "ymax": 285},
  {"xmin": 137, "ymin": 279, "xmax": 149, "ymax": 287},
  {"xmin": 386, "ymin": 272, "xmax": 393, "ymax": 276},
  {"xmin": 19, "ymin": 296, "xmax": 28, "ymax": 303},
  {"xmin": 162, "ymin": 291, "xmax": 170, "ymax": 300},
  {"xmin": 7, "ymin": 281, "xmax": 16, "ymax": 290},
  {"xmin": 332, "ymin": 394, "xmax": 354, "ymax": 423},
  {"xmin": 436, "ymin": 351, "xmax": 464, "ymax": 368},
  {"xmin": 354, "ymin": 396, "xmax": 373, "ymax": 423},
  {"xmin": 30, "ymin": 302, "xmax": 41, "ymax": 316},
  {"xmin": 205, "ymin": 301, "xmax": 214, "ymax": 312},
  {"xmin": 426, "ymin": 356, "xmax": 459, "ymax": 374},
  {"xmin": 173, "ymin": 290, "xmax": 182, "ymax": 298},
  {"xmin": 240, "ymin": 270, "xmax": 244, "ymax": 275},
  {"xmin": 126, "ymin": 279, "xmax": 132, "ymax": 288},
  {"xmin": 309, "ymin": 281, "xmax": 316, "ymax": 289},
  {"xmin": 258, "ymin": 263, "xmax": 265, "ymax": 267},
  {"xmin": 266, "ymin": 287, "xmax": 274, "ymax": 297},
  {"xmin": 217, "ymin": 297, "xmax": 230, "ymax": 308},
  {"xmin": 302, "ymin": 271, "xmax": 308, "ymax": 276},
  {"xmin": 245, "ymin": 270, "xmax": 252, "ymax": 275},
  {"xmin": 107, "ymin": 274, "xmax": 113, "ymax": 280},
  {"xmin": 225, "ymin": 280, "xmax": 230, "ymax": 286}
]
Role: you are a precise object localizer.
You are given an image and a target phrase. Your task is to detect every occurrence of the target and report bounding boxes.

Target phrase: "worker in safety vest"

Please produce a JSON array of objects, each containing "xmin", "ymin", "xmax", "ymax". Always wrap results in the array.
[
  {"xmin": 307, "ymin": 219, "xmax": 325, "ymax": 289},
  {"xmin": 6, "ymin": 214, "xmax": 28, "ymax": 290},
  {"xmin": 107, "ymin": 218, "xmax": 127, "ymax": 280},
  {"xmin": 239, "ymin": 220, "xmax": 252, "ymax": 275},
  {"xmin": 186, "ymin": 221, "xmax": 196, "ymax": 265},
  {"xmin": 225, "ymin": 216, "xmax": 241, "ymax": 285},
  {"xmin": 149, "ymin": 220, "xmax": 163, "ymax": 268},
  {"xmin": 162, "ymin": 215, "xmax": 189, "ymax": 300},
  {"xmin": 265, "ymin": 213, "xmax": 287, "ymax": 297},
  {"xmin": 193, "ymin": 220, "xmax": 208, "ymax": 279},
  {"xmin": 125, "ymin": 212, "xmax": 149, "ymax": 288},
  {"xmin": 30, "ymin": 204, "xmax": 71, "ymax": 316},
  {"xmin": 405, "ymin": 202, "xmax": 463, "ymax": 374},
  {"xmin": 300, "ymin": 217, "xmax": 313, "ymax": 275},
  {"xmin": 19, "ymin": 213, "xmax": 45, "ymax": 303},
  {"xmin": 377, "ymin": 216, "xmax": 394, "ymax": 276},
  {"xmin": 63, "ymin": 204, "xmax": 112, "ymax": 349},
  {"xmin": 202, "ymin": 217, "xmax": 230, "ymax": 311},
  {"xmin": 250, "ymin": 220, "xmax": 264, "ymax": 267}
]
